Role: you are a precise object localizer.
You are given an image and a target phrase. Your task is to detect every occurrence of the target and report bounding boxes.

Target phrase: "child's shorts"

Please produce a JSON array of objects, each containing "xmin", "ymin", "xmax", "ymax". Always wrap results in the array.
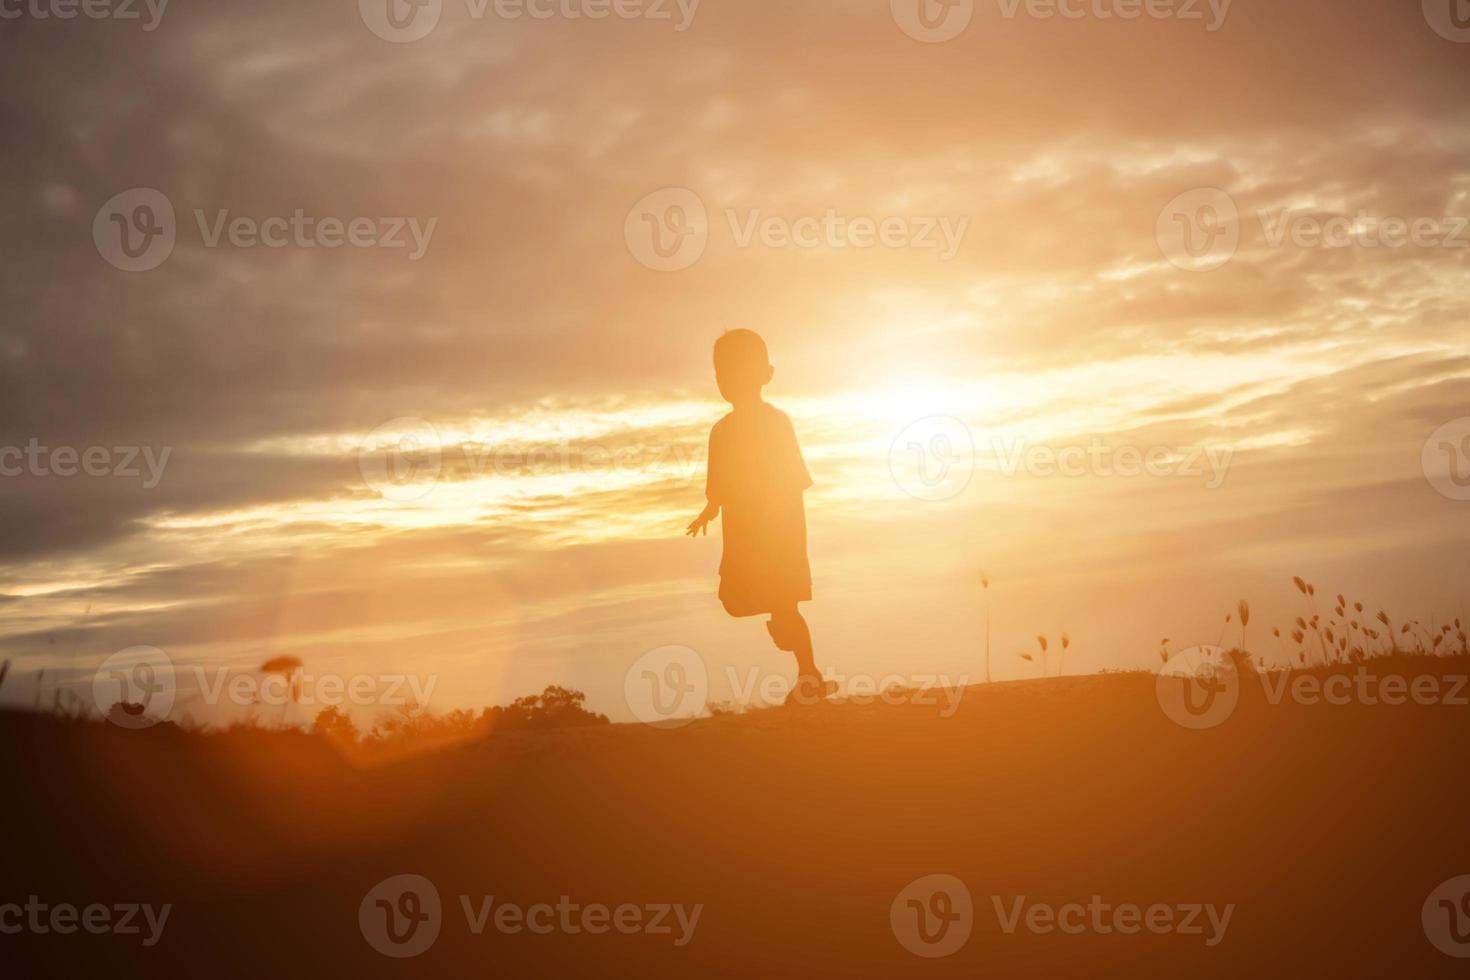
[{"xmin": 718, "ymin": 563, "xmax": 811, "ymax": 618}]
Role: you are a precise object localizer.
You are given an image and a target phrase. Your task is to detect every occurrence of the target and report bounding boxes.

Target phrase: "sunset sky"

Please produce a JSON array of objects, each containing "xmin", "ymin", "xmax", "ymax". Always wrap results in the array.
[{"xmin": 2, "ymin": 0, "xmax": 1468, "ymax": 723}]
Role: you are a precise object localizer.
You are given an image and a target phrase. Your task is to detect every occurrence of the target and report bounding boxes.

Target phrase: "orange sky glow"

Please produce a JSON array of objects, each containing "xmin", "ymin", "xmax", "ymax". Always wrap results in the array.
[{"xmin": 2, "ymin": 0, "xmax": 1468, "ymax": 722}]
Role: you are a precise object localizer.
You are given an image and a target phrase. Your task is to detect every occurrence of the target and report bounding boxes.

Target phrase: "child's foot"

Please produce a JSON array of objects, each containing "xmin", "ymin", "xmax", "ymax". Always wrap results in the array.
[{"xmin": 784, "ymin": 675, "xmax": 836, "ymax": 707}]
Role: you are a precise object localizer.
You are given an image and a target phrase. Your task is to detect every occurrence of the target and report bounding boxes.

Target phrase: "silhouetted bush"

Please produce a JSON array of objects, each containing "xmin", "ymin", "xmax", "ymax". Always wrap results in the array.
[
  {"xmin": 310, "ymin": 685, "xmax": 608, "ymax": 754},
  {"xmin": 482, "ymin": 685, "xmax": 610, "ymax": 732}
]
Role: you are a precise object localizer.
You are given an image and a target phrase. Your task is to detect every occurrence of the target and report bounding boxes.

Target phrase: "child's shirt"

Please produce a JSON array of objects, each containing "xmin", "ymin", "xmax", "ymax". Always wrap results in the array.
[{"xmin": 705, "ymin": 402, "xmax": 813, "ymax": 614}]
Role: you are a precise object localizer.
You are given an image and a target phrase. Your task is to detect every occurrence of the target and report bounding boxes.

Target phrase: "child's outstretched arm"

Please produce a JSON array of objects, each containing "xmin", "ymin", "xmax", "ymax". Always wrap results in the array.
[
  {"xmin": 690, "ymin": 425, "xmax": 723, "ymax": 537},
  {"xmin": 685, "ymin": 502, "xmax": 719, "ymax": 537}
]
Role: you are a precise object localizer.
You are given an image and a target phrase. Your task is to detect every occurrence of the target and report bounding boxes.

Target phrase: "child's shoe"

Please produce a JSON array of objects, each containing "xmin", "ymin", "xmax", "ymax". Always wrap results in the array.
[{"xmin": 784, "ymin": 674, "xmax": 836, "ymax": 707}]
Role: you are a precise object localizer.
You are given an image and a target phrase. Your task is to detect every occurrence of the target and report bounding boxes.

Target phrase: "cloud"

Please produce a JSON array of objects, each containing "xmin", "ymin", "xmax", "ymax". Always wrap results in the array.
[{"xmin": 2, "ymin": 0, "xmax": 1468, "ymax": 715}]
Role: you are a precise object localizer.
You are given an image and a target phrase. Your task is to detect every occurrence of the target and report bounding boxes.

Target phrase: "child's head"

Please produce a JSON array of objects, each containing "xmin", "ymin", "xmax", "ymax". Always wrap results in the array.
[{"xmin": 712, "ymin": 329, "xmax": 773, "ymax": 405}]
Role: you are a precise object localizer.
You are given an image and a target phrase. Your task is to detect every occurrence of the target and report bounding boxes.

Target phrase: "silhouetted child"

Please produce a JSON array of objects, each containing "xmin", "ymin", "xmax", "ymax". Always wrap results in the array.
[{"xmin": 687, "ymin": 329, "xmax": 833, "ymax": 705}]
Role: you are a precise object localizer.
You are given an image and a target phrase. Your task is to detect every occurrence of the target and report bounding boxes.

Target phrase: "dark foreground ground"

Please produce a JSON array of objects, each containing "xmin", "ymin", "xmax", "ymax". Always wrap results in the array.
[{"xmin": 4, "ymin": 655, "xmax": 1470, "ymax": 978}]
